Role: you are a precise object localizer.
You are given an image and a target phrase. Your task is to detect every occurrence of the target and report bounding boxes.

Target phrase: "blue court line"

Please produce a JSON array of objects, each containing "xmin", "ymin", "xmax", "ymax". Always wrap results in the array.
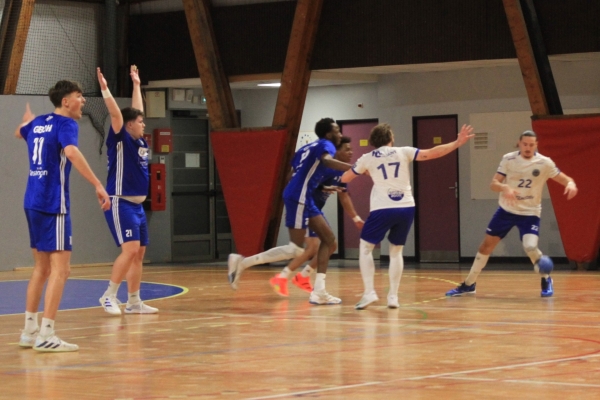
[{"xmin": 0, "ymin": 279, "xmax": 186, "ymax": 316}]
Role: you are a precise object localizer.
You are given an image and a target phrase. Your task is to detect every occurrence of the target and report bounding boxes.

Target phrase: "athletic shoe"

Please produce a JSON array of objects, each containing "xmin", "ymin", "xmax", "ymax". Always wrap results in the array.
[
  {"xmin": 33, "ymin": 334, "xmax": 79, "ymax": 353},
  {"xmin": 125, "ymin": 302, "xmax": 158, "ymax": 314},
  {"xmin": 19, "ymin": 329, "xmax": 39, "ymax": 348},
  {"xmin": 99, "ymin": 295, "xmax": 122, "ymax": 315},
  {"xmin": 228, "ymin": 253, "xmax": 244, "ymax": 290},
  {"xmin": 387, "ymin": 295, "xmax": 400, "ymax": 309},
  {"xmin": 309, "ymin": 290, "xmax": 342, "ymax": 305},
  {"xmin": 269, "ymin": 275, "xmax": 289, "ymax": 297},
  {"xmin": 355, "ymin": 291, "xmax": 379, "ymax": 310},
  {"xmin": 541, "ymin": 277, "xmax": 554, "ymax": 297},
  {"xmin": 292, "ymin": 273, "xmax": 313, "ymax": 293},
  {"xmin": 445, "ymin": 282, "xmax": 476, "ymax": 297}
]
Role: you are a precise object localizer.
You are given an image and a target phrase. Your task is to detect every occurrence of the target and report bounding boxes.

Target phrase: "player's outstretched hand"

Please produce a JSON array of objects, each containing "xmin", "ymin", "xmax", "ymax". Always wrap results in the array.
[
  {"xmin": 97, "ymin": 67, "xmax": 108, "ymax": 90},
  {"xmin": 23, "ymin": 103, "xmax": 35, "ymax": 123},
  {"xmin": 130, "ymin": 65, "xmax": 140, "ymax": 86},
  {"xmin": 456, "ymin": 124, "xmax": 475, "ymax": 147},
  {"xmin": 564, "ymin": 181, "xmax": 578, "ymax": 200}
]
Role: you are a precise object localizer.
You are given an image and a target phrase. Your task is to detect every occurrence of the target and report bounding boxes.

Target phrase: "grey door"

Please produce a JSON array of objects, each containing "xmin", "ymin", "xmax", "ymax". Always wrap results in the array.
[{"xmin": 170, "ymin": 115, "xmax": 233, "ymax": 261}]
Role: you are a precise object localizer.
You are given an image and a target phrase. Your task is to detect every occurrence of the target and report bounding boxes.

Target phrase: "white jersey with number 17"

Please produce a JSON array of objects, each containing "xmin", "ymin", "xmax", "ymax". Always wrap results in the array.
[{"xmin": 352, "ymin": 146, "xmax": 419, "ymax": 211}]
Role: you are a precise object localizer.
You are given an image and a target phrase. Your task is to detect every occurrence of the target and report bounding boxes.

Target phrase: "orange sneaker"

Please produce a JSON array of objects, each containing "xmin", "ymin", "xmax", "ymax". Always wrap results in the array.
[
  {"xmin": 292, "ymin": 273, "xmax": 313, "ymax": 293},
  {"xmin": 269, "ymin": 275, "xmax": 289, "ymax": 297}
]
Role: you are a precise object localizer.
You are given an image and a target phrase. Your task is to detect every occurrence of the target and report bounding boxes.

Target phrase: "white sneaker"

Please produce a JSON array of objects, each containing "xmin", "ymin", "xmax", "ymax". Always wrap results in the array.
[
  {"xmin": 99, "ymin": 295, "xmax": 122, "ymax": 315},
  {"xmin": 33, "ymin": 333, "xmax": 79, "ymax": 352},
  {"xmin": 309, "ymin": 290, "xmax": 342, "ymax": 305},
  {"xmin": 355, "ymin": 291, "xmax": 379, "ymax": 310},
  {"xmin": 19, "ymin": 329, "xmax": 39, "ymax": 348},
  {"xmin": 387, "ymin": 295, "xmax": 400, "ymax": 309},
  {"xmin": 124, "ymin": 302, "xmax": 158, "ymax": 314},
  {"xmin": 228, "ymin": 253, "xmax": 244, "ymax": 290}
]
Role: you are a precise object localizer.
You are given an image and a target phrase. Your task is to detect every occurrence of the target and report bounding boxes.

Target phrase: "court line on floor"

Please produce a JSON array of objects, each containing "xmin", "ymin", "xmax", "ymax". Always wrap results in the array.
[
  {"xmin": 244, "ymin": 353, "xmax": 600, "ymax": 399},
  {"xmin": 441, "ymin": 376, "xmax": 600, "ymax": 388}
]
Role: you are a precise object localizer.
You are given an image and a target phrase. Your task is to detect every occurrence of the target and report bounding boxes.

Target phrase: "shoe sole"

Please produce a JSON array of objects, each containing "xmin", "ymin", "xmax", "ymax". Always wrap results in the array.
[
  {"xmin": 309, "ymin": 300, "xmax": 342, "ymax": 305},
  {"xmin": 387, "ymin": 304, "xmax": 400, "ymax": 309},
  {"xmin": 446, "ymin": 291, "xmax": 476, "ymax": 297},
  {"xmin": 228, "ymin": 255, "xmax": 243, "ymax": 290},
  {"xmin": 355, "ymin": 297, "xmax": 379, "ymax": 310},
  {"xmin": 19, "ymin": 342, "xmax": 34, "ymax": 348},
  {"xmin": 33, "ymin": 346, "xmax": 79, "ymax": 353}
]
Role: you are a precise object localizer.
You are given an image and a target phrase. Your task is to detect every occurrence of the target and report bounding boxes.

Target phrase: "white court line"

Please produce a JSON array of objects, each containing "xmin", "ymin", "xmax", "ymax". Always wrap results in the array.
[
  {"xmin": 244, "ymin": 353, "xmax": 600, "ymax": 398},
  {"xmin": 245, "ymin": 381, "xmax": 383, "ymax": 400},
  {"xmin": 442, "ymin": 376, "xmax": 600, "ymax": 388}
]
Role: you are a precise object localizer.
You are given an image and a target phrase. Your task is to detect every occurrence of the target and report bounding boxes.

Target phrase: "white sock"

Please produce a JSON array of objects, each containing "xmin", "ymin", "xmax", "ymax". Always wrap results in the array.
[
  {"xmin": 40, "ymin": 318, "xmax": 55, "ymax": 337},
  {"xmin": 24, "ymin": 311, "xmax": 38, "ymax": 333},
  {"xmin": 465, "ymin": 252, "xmax": 490, "ymax": 286},
  {"xmin": 314, "ymin": 273, "xmax": 326, "ymax": 292},
  {"xmin": 279, "ymin": 267, "xmax": 291, "ymax": 279},
  {"xmin": 128, "ymin": 290, "xmax": 141, "ymax": 305},
  {"xmin": 388, "ymin": 244, "xmax": 404, "ymax": 297},
  {"xmin": 240, "ymin": 242, "xmax": 303, "ymax": 271},
  {"xmin": 103, "ymin": 281, "xmax": 120, "ymax": 297},
  {"xmin": 301, "ymin": 265, "xmax": 313, "ymax": 278},
  {"xmin": 359, "ymin": 239, "xmax": 376, "ymax": 294}
]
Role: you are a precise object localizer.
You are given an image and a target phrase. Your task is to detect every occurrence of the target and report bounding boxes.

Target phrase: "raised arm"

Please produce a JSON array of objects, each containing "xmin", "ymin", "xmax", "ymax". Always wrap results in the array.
[
  {"xmin": 416, "ymin": 124, "xmax": 474, "ymax": 161},
  {"xmin": 130, "ymin": 65, "xmax": 143, "ymax": 112},
  {"xmin": 551, "ymin": 172, "xmax": 578, "ymax": 200},
  {"xmin": 15, "ymin": 103, "xmax": 35, "ymax": 139},
  {"xmin": 97, "ymin": 67, "xmax": 123, "ymax": 133},
  {"xmin": 64, "ymin": 144, "xmax": 111, "ymax": 211}
]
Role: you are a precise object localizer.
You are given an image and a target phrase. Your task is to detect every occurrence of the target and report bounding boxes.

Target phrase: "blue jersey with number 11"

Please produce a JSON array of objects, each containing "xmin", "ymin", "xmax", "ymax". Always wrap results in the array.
[
  {"xmin": 20, "ymin": 113, "xmax": 78, "ymax": 214},
  {"xmin": 283, "ymin": 139, "xmax": 336, "ymax": 204}
]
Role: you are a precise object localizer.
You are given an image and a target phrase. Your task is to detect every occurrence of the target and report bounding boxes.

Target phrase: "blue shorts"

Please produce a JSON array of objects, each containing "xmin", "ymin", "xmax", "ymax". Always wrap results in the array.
[
  {"xmin": 104, "ymin": 197, "xmax": 149, "ymax": 246},
  {"xmin": 361, "ymin": 207, "xmax": 415, "ymax": 246},
  {"xmin": 284, "ymin": 197, "xmax": 323, "ymax": 229},
  {"xmin": 486, "ymin": 207, "xmax": 540, "ymax": 240},
  {"xmin": 25, "ymin": 209, "xmax": 72, "ymax": 252}
]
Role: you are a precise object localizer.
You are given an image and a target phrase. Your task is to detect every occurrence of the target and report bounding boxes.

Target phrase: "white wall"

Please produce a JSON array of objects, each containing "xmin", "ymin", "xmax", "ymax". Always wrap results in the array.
[{"xmin": 233, "ymin": 57, "xmax": 600, "ymax": 258}]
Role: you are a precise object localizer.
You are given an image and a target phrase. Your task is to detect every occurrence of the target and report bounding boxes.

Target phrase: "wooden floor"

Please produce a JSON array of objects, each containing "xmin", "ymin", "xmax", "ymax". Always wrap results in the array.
[{"xmin": 2, "ymin": 262, "xmax": 600, "ymax": 400}]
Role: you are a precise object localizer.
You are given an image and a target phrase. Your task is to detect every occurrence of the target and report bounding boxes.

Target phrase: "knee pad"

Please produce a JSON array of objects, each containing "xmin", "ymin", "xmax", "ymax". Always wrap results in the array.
[{"xmin": 389, "ymin": 244, "xmax": 404, "ymax": 257}]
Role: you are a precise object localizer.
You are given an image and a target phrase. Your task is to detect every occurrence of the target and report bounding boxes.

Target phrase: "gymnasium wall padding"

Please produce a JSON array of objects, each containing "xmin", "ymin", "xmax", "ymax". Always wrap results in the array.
[
  {"xmin": 211, "ymin": 129, "xmax": 289, "ymax": 256},
  {"xmin": 533, "ymin": 115, "xmax": 600, "ymax": 262}
]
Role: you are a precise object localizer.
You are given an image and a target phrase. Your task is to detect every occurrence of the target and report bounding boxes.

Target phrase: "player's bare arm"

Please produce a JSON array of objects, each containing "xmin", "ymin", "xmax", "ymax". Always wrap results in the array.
[
  {"xmin": 15, "ymin": 103, "xmax": 35, "ymax": 139},
  {"xmin": 416, "ymin": 124, "xmax": 474, "ymax": 161},
  {"xmin": 97, "ymin": 67, "xmax": 123, "ymax": 133},
  {"xmin": 321, "ymin": 153, "xmax": 352, "ymax": 172},
  {"xmin": 64, "ymin": 145, "xmax": 111, "ymax": 211},
  {"xmin": 130, "ymin": 65, "xmax": 143, "ymax": 112},
  {"xmin": 338, "ymin": 191, "xmax": 364, "ymax": 229},
  {"xmin": 490, "ymin": 172, "xmax": 518, "ymax": 206},
  {"xmin": 551, "ymin": 172, "xmax": 578, "ymax": 200}
]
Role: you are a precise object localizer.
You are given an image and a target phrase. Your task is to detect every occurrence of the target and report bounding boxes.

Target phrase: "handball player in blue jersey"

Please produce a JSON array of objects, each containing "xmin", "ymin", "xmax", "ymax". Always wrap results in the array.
[
  {"xmin": 269, "ymin": 136, "xmax": 364, "ymax": 297},
  {"xmin": 15, "ymin": 82, "xmax": 111, "ymax": 352},
  {"xmin": 342, "ymin": 123, "xmax": 474, "ymax": 310},
  {"xmin": 228, "ymin": 118, "xmax": 352, "ymax": 304},
  {"xmin": 97, "ymin": 66, "xmax": 157, "ymax": 315}
]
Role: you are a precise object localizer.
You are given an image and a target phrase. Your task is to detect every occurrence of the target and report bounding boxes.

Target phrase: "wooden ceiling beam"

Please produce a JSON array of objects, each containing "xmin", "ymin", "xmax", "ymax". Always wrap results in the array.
[
  {"xmin": 182, "ymin": 0, "xmax": 238, "ymax": 129},
  {"xmin": 265, "ymin": 0, "xmax": 324, "ymax": 248},
  {"xmin": 502, "ymin": 0, "xmax": 553, "ymax": 116},
  {"xmin": 0, "ymin": 0, "xmax": 35, "ymax": 94}
]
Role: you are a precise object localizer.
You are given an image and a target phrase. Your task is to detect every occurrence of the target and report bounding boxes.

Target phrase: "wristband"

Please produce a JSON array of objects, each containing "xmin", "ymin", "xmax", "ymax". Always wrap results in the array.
[
  {"xmin": 101, "ymin": 89, "xmax": 112, "ymax": 98},
  {"xmin": 567, "ymin": 181, "xmax": 576, "ymax": 187},
  {"xmin": 352, "ymin": 215, "xmax": 363, "ymax": 223}
]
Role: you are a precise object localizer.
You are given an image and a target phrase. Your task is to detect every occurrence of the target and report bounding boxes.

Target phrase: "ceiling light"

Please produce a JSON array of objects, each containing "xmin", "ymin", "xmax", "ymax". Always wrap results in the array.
[{"xmin": 257, "ymin": 83, "xmax": 281, "ymax": 87}]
